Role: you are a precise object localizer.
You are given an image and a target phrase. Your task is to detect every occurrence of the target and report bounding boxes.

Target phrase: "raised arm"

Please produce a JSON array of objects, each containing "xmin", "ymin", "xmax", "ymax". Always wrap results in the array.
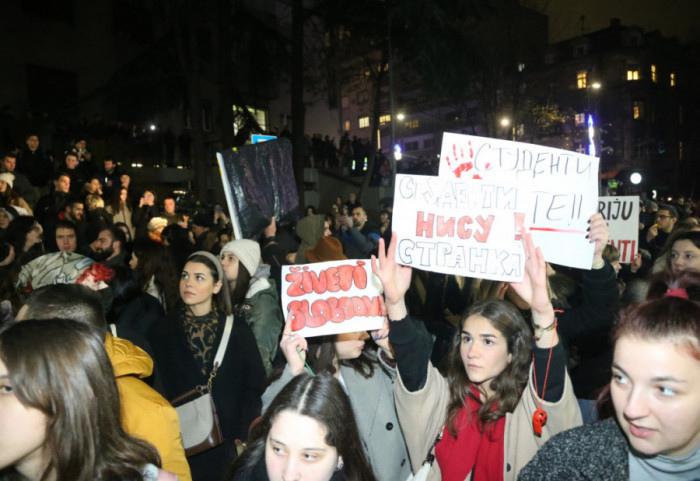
[{"xmin": 372, "ymin": 233, "xmax": 432, "ymax": 391}]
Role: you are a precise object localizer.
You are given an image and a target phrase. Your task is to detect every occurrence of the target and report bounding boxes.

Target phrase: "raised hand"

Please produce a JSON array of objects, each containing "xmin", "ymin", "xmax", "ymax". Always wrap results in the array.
[
  {"xmin": 509, "ymin": 230, "xmax": 552, "ymax": 316},
  {"xmin": 588, "ymin": 212, "xmax": 610, "ymax": 268},
  {"xmin": 279, "ymin": 310, "xmax": 309, "ymax": 376},
  {"xmin": 371, "ymin": 233, "xmax": 412, "ymax": 320}
]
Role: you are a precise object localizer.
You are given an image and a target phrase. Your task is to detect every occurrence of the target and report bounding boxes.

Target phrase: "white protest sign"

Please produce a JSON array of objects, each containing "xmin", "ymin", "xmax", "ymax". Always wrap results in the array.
[
  {"xmin": 439, "ymin": 133, "xmax": 600, "ymax": 269},
  {"xmin": 392, "ymin": 173, "xmax": 527, "ymax": 281},
  {"xmin": 599, "ymin": 196, "xmax": 640, "ymax": 263},
  {"xmin": 281, "ymin": 260, "xmax": 384, "ymax": 337}
]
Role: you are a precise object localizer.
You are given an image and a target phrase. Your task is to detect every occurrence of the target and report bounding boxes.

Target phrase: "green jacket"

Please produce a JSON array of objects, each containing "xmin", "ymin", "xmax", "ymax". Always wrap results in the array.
[{"xmin": 240, "ymin": 273, "xmax": 284, "ymax": 376}]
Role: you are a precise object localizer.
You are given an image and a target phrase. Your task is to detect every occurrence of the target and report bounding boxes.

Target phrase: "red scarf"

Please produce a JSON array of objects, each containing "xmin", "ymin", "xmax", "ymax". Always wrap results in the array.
[{"xmin": 434, "ymin": 384, "xmax": 505, "ymax": 481}]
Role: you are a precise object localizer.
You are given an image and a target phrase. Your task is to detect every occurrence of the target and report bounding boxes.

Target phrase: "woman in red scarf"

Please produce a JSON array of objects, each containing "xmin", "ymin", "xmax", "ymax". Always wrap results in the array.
[{"xmin": 371, "ymin": 231, "xmax": 583, "ymax": 481}]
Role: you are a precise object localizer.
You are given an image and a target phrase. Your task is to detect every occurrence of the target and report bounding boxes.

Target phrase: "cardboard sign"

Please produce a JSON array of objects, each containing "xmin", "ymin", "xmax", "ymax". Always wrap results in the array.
[
  {"xmin": 281, "ymin": 260, "xmax": 384, "ymax": 337},
  {"xmin": 438, "ymin": 133, "xmax": 600, "ymax": 269},
  {"xmin": 599, "ymin": 196, "xmax": 640, "ymax": 263},
  {"xmin": 217, "ymin": 137, "xmax": 298, "ymax": 240},
  {"xmin": 392, "ymin": 173, "xmax": 527, "ymax": 281}
]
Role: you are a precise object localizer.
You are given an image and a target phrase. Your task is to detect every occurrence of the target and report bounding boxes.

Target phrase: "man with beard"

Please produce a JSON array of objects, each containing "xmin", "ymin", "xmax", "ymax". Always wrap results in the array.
[{"xmin": 92, "ymin": 226, "xmax": 127, "ymax": 268}]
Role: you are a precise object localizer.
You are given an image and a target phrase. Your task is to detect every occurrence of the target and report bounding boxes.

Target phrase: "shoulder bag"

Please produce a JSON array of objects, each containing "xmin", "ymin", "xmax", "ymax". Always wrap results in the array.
[{"xmin": 171, "ymin": 314, "xmax": 233, "ymax": 457}]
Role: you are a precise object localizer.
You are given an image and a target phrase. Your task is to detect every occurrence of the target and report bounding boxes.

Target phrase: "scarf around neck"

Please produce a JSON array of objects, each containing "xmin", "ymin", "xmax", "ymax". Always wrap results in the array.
[
  {"xmin": 180, "ymin": 305, "xmax": 221, "ymax": 375},
  {"xmin": 434, "ymin": 384, "xmax": 505, "ymax": 481}
]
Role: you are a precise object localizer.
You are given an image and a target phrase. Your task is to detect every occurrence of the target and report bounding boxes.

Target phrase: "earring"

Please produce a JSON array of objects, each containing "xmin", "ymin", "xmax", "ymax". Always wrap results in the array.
[{"xmin": 335, "ymin": 459, "xmax": 344, "ymax": 472}]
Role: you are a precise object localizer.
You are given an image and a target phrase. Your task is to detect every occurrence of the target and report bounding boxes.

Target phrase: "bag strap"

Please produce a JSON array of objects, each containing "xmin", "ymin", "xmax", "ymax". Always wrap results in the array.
[
  {"xmin": 213, "ymin": 314, "xmax": 234, "ymax": 368},
  {"xmin": 205, "ymin": 314, "xmax": 233, "ymax": 390}
]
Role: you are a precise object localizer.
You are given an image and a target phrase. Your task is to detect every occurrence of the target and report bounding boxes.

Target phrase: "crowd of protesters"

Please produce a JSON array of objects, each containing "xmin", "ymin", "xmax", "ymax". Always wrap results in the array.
[{"xmin": 0, "ymin": 131, "xmax": 698, "ymax": 481}]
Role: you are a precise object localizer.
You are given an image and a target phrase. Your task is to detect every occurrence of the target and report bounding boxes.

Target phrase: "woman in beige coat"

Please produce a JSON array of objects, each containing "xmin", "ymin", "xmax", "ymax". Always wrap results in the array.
[{"xmin": 371, "ymin": 232, "xmax": 582, "ymax": 481}]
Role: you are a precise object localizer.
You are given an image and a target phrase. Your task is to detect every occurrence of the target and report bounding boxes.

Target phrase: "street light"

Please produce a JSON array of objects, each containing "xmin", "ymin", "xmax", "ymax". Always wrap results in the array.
[
  {"xmin": 630, "ymin": 172, "xmax": 642, "ymax": 185},
  {"xmin": 397, "ymin": 113, "xmax": 405, "ymax": 121},
  {"xmin": 500, "ymin": 117, "xmax": 515, "ymax": 140}
]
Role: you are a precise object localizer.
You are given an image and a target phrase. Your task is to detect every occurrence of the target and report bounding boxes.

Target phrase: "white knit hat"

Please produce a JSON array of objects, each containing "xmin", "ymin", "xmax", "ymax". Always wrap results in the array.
[
  {"xmin": 147, "ymin": 217, "xmax": 168, "ymax": 232},
  {"xmin": 220, "ymin": 239, "xmax": 261, "ymax": 277},
  {"xmin": 0, "ymin": 172, "xmax": 14, "ymax": 189}
]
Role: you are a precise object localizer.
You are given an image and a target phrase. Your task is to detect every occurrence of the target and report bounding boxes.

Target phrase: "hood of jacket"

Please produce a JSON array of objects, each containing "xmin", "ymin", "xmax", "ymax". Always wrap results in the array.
[
  {"xmin": 104, "ymin": 331, "xmax": 154, "ymax": 379},
  {"xmin": 247, "ymin": 264, "xmax": 272, "ymax": 298}
]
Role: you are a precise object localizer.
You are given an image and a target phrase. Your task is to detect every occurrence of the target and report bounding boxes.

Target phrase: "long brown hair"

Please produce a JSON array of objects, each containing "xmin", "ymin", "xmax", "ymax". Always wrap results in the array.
[
  {"xmin": 131, "ymin": 239, "xmax": 179, "ymax": 312},
  {"xmin": 231, "ymin": 374, "xmax": 377, "ymax": 481},
  {"xmin": 0, "ymin": 319, "xmax": 160, "ymax": 481},
  {"xmin": 444, "ymin": 300, "xmax": 531, "ymax": 436}
]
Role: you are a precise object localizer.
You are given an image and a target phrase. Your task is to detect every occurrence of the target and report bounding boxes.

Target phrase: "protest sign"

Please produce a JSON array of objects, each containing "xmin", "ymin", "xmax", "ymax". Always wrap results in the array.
[
  {"xmin": 217, "ymin": 137, "xmax": 298, "ymax": 240},
  {"xmin": 392, "ymin": 173, "xmax": 526, "ymax": 281},
  {"xmin": 438, "ymin": 133, "xmax": 599, "ymax": 269},
  {"xmin": 599, "ymin": 196, "xmax": 640, "ymax": 263},
  {"xmin": 281, "ymin": 260, "xmax": 384, "ymax": 337}
]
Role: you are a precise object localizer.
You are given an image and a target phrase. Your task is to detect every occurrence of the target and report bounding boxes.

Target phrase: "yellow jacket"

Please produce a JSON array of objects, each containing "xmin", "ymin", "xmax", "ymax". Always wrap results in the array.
[{"xmin": 105, "ymin": 333, "xmax": 192, "ymax": 481}]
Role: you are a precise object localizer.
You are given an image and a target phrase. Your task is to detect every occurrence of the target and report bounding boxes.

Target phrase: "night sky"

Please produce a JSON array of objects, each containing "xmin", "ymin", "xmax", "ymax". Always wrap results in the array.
[{"xmin": 541, "ymin": 0, "xmax": 699, "ymax": 42}]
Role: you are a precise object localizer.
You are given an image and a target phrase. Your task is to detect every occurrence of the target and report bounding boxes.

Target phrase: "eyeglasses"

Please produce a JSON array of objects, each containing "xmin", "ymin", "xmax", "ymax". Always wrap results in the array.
[{"xmin": 656, "ymin": 215, "xmax": 671, "ymax": 219}]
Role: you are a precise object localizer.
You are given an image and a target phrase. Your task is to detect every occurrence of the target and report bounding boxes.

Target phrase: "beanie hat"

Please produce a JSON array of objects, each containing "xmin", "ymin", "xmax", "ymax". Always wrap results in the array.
[
  {"xmin": 147, "ymin": 217, "xmax": 168, "ymax": 232},
  {"xmin": 221, "ymin": 239, "xmax": 261, "ymax": 277},
  {"xmin": 0, "ymin": 172, "xmax": 14, "ymax": 189}
]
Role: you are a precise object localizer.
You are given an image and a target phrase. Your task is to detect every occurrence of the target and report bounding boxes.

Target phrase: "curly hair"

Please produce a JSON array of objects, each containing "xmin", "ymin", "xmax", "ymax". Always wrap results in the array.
[{"xmin": 444, "ymin": 300, "xmax": 532, "ymax": 436}]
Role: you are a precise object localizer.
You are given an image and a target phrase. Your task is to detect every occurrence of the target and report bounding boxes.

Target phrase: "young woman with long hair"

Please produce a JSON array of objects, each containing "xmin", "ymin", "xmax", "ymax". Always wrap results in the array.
[
  {"xmin": 130, "ymin": 239, "xmax": 179, "ymax": 314},
  {"xmin": 107, "ymin": 186, "xmax": 135, "ymax": 240},
  {"xmin": 520, "ymin": 270, "xmax": 700, "ymax": 480},
  {"xmin": 263, "ymin": 311, "xmax": 411, "ymax": 480},
  {"xmin": 230, "ymin": 374, "xmax": 377, "ymax": 481},
  {"xmin": 0, "ymin": 173, "xmax": 32, "ymax": 216},
  {"xmin": 148, "ymin": 251, "xmax": 266, "ymax": 481},
  {"xmin": 219, "ymin": 239, "xmax": 284, "ymax": 375},
  {"xmin": 371, "ymin": 232, "xmax": 582, "ymax": 481},
  {"xmin": 0, "ymin": 318, "xmax": 174, "ymax": 481}
]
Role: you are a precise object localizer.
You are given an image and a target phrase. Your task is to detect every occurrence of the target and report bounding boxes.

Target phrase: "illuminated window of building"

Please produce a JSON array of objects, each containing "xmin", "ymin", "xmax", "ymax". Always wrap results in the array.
[
  {"xmin": 344, "ymin": 120, "xmax": 350, "ymax": 131},
  {"xmin": 650, "ymin": 64, "xmax": 657, "ymax": 83},
  {"xmin": 577, "ymin": 72, "xmax": 587, "ymax": 89},
  {"xmin": 574, "ymin": 113, "xmax": 586, "ymax": 125},
  {"xmin": 358, "ymin": 116, "xmax": 370, "ymax": 128},
  {"xmin": 517, "ymin": 62, "xmax": 525, "ymax": 72},
  {"xmin": 627, "ymin": 69, "xmax": 640, "ymax": 81},
  {"xmin": 670, "ymin": 72, "xmax": 676, "ymax": 86},
  {"xmin": 405, "ymin": 119, "xmax": 419, "ymax": 129},
  {"xmin": 379, "ymin": 114, "xmax": 391, "ymax": 125},
  {"xmin": 633, "ymin": 100, "xmax": 644, "ymax": 119}
]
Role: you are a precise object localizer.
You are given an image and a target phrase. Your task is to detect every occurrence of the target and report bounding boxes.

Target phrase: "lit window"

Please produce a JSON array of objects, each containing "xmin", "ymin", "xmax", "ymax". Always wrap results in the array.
[
  {"xmin": 650, "ymin": 64, "xmax": 657, "ymax": 83},
  {"xmin": 379, "ymin": 114, "xmax": 391, "ymax": 125},
  {"xmin": 577, "ymin": 72, "xmax": 587, "ymax": 89},
  {"xmin": 633, "ymin": 100, "xmax": 644, "ymax": 119},
  {"xmin": 358, "ymin": 116, "xmax": 370, "ymax": 128},
  {"xmin": 344, "ymin": 120, "xmax": 350, "ymax": 131},
  {"xmin": 627, "ymin": 69, "xmax": 640, "ymax": 81},
  {"xmin": 405, "ymin": 119, "xmax": 419, "ymax": 129},
  {"xmin": 517, "ymin": 63, "xmax": 525, "ymax": 72},
  {"xmin": 574, "ymin": 113, "xmax": 586, "ymax": 125},
  {"xmin": 670, "ymin": 72, "xmax": 676, "ymax": 86}
]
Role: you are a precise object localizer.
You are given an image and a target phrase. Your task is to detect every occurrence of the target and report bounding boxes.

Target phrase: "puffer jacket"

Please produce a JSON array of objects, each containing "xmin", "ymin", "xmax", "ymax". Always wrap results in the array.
[
  {"xmin": 240, "ymin": 264, "xmax": 284, "ymax": 375},
  {"xmin": 105, "ymin": 333, "xmax": 191, "ymax": 481}
]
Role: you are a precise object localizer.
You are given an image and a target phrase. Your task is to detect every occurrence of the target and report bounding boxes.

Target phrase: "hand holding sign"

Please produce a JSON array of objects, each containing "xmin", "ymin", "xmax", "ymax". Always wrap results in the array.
[
  {"xmin": 371, "ymin": 233, "xmax": 412, "ymax": 321},
  {"xmin": 587, "ymin": 212, "xmax": 610, "ymax": 268},
  {"xmin": 280, "ymin": 310, "xmax": 309, "ymax": 376}
]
